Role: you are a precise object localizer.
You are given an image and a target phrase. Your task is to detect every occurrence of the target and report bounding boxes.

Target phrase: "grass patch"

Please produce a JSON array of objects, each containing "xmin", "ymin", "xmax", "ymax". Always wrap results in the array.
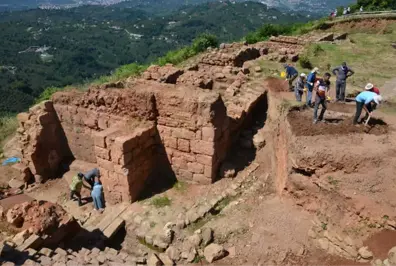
[
  {"xmin": 137, "ymin": 237, "xmax": 164, "ymax": 252},
  {"xmin": 173, "ymin": 181, "xmax": 188, "ymax": 193},
  {"xmin": 321, "ymin": 222, "xmax": 328, "ymax": 230},
  {"xmin": 150, "ymin": 221, "xmax": 156, "ymax": 228},
  {"xmin": 151, "ymin": 196, "xmax": 171, "ymax": 208},
  {"xmin": 0, "ymin": 116, "xmax": 18, "ymax": 154},
  {"xmin": 327, "ymin": 176, "xmax": 340, "ymax": 186},
  {"xmin": 192, "ymin": 255, "xmax": 205, "ymax": 263}
]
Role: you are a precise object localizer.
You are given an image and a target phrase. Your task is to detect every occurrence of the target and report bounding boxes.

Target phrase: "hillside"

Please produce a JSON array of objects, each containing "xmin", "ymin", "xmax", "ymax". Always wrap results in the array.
[
  {"xmin": 0, "ymin": 0, "xmax": 357, "ymax": 13},
  {"xmin": 0, "ymin": 1, "xmax": 310, "ymax": 114}
]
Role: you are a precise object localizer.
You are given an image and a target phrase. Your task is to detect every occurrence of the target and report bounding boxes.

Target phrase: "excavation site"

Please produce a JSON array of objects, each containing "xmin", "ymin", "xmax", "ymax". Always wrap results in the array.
[{"xmin": 2, "ymin": 17, "xmax": 396, "ymax": 266}]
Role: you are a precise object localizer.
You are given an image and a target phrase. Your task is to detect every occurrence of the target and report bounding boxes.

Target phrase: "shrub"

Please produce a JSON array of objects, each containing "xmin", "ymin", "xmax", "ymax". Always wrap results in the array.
[
  {"xmin": 299, "ymin": 55, "xmax": 313, "ymax": 69},
  {"xmin": 191, "ymin": 33, "xmax": 218, "ymax": 54},
  {"xmin": 311, "ymin": 44, "xmax": 324, "ymax": 57},
  {"xmin": 35, "ymin": 87, "xmax": 62, "ymax": 103}
]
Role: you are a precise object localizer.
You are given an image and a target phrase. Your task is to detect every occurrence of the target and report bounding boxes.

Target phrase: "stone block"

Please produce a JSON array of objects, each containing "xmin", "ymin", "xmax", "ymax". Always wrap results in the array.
[
  {"xmin": 202, "ymin": 127, "xmax": 215, "ymax": 141},
  {"xmin": 178, "ymin": 169, "xmax": 193, "ymax": 181},
  {"xmin": 195, "ymin": 130, "xmax": 202, "ymax": 140},
  {"xmin": 190, "ymin": 140, "xmax": 214, "ymax": 156},
  {"xmin": 12, "ymin": 229, "xmax": 30, "ymax": 246},
  {"xmin": 196, "ymin": 154, "xmax": 213, "ymax": 166},
  {"xmin": 204, "ymin": 165, "xmax": 212, "ymax": 178},
  {"xmin": 55, "ymin": 248, "xmax": 68, "ymax": 256},
  {"xmin": 177, "ymin": 139, "xmax": 190, "ymax": 153},
  {"xmin": 93, "ymin": 128, "xmax": 120, "ymax": 148},
  {"xmin": 39, "ymin": 247, "xmax": 53, "ymax": 257},
  {"xmin": 17, "ymin": 234, "xmax": 42, "ymax": 251},
  {"xmin": 95, "ymin": 147, "xmax": 110, "ymax": 160},
  {"xmin": 114, "ymin": 134, "xmax": 139, "ymax": 152},
  {"xmin": 163, "ymin": 136, "xmax": 177, "ymax": 149},
  {"xmin": 173, "ymin": 150, "xmax": 195, "ymax": 162},
  {"xmin": 96, "ymin": 158, "xmax": 114, "ymax": 172},
  {"xmin": 103, "ymin": 218, "xmax": 125, "ymax": 239},
  {"xmin": 187, "ymin": 162, "xmax": 204, "ymax": 174},
  {"xmin": 172, "ymin": 156, "xmax": 187, "ymax": 169},
  {"xmin": 172, "ymin": 128, "xmax": 195, "ymax": 140},
  {"xmin": 193, "ymin": 174, "xmax": 211, "ymax": 185}
]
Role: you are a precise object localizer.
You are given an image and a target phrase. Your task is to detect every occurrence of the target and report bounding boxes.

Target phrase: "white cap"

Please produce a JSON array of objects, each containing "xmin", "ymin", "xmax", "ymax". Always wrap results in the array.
[
  {"xmin": 374, "ymin": 95, "xmax": 382, "ymax": 105},
  {"xmin": 300, "ymin": 73, "xmax": 306, "ymax": 77},
  {"xmin": 365, "ymin": 83, "xmax": 374, "ymax": 90}
]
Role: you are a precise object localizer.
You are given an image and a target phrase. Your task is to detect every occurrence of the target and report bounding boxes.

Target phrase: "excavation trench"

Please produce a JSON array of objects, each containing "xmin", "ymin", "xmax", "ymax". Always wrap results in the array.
[{"xmin": 268, "ymin": 91, "xmax": 396, "ymax": 264}]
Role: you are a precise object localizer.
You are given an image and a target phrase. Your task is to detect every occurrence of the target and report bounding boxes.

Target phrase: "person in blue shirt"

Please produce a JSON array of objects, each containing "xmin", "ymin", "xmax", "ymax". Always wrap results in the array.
[
  {"xmin": 91, "ymin": 176, "xmax": 105, "ymax": 212},
  {"xmin": 283, "ymin": 64, "xmax": 298, "ymax": 91},
  {"xmin": 306, "ymin": 67, "xmax": 319, "ymax": 107},
  {"xmin": 83, "ymin": 168, "xmax": 100, "ymax": 189},
  {"xmin": 353, "ymin": 91, "xmax": 382, "ymax": 125}
]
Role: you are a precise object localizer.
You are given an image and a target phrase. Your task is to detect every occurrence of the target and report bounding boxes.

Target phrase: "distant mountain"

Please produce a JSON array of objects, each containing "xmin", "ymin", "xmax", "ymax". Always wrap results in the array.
[{"xmin": 0, "ymin": 0, "xmax": 357, "ymax": 13}]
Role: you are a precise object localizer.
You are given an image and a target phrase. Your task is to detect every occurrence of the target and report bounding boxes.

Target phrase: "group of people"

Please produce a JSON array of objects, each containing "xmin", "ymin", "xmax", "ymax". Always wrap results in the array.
[
  {"xmin": 284, "ymin": 62, "xmax": 382, "ymax": 125},
  {"xmin": 69, "ymin": 168, "xmax": 105, "ymax": 212},
  {"xmin": 330, "ymin": 6, "xmax": 364, "ymax": 18}
]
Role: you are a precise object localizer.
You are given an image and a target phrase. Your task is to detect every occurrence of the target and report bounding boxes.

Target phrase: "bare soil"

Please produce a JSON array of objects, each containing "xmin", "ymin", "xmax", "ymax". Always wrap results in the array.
[
  {"xmin": 264, "ymin": 77, "xmax": 290, "ymax": 92},
  {"xmin": 288, "ymin": 109, "xmax": 389, "ymax": 136},
  {"xmin": 329, "ymin": 19, "xmax": 394, "ymax": 33},
  {"xmin": 364, "ymin": 230, "xmax": 396, "ymax": 260}
]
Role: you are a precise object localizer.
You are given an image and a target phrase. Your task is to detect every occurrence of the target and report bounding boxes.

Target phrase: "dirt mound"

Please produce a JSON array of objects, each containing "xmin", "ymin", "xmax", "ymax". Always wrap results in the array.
[
  {"xmin": 288, "ymin": 110, "xmax": 388, "ymax": 136},
  {"xmin": 264, "ymin": 77, "xmax": 289, "ymax": 92},
  {"xmin": 6, "ymin": 200, "xmax": 68, "ymax": 235}
]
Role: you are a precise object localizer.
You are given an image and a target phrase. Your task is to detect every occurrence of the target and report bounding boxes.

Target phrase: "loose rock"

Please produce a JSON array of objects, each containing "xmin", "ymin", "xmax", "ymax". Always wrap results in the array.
[
  {"xmin": 158, "ymin": 253, "xmax": 174, "ymax": 266},
  {"xmin": 165, "ymin": 246, "xmax": 180, "ymax": 262},
  {"xmin": 388, "ymin": 246, "xmax": 396, "ymax": 264},
  {"xmin": 201, "ymin": 227, "xmax": 213, "ymax": 246},
  {"xmin": 147, "ymin": 254, "xmax": 162, "ymax": 266},
  {"xmin": 204, "ymin": 244, "xmax": 226, "ymax": 263},
  {"xmin": 358, "ymin": 246, "xmax": 373, "ymax": 260}
]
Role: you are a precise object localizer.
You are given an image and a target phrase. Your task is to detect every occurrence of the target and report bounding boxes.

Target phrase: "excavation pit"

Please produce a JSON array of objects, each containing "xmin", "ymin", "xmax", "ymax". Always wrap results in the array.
[{"xmin": 288, "ymin": 109, "xmax": 389, "ymax": 136}]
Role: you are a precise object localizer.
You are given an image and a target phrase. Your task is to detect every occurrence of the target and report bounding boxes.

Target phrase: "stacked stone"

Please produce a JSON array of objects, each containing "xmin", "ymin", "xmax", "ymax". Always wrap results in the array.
[
  {"xmin": 155, "ymin": 88, "xmax": 231, "ymax": 185},
  {"xmin": 16, "ymin": 101, "xmax": 71, "ymax": 183},
  {"xmin": 93, "ymin": 124, "xmax": 158, "ymax": 204},
  {"xmin": 1, "ymin": 245, "xmax": 144, "ymax": 266},
  {"xmin": 200, "ymin": 47, "xmax": 261, "ymax": 67}
]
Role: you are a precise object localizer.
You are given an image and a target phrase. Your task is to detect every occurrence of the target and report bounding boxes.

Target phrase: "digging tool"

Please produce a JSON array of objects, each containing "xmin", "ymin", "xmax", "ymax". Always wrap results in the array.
[
  {"xmin": 363, "ymin": 113, "xmax": 372, "ymax": 133},
  {"xmin": 364, "ymin": 113, "xmax": 371, "ymax": 126}
]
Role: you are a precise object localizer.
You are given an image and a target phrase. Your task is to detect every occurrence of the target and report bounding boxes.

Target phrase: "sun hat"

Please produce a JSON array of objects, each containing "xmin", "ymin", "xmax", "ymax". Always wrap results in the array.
[
  {"xmin": 365, "ymin": 83, "xmax": 374, "ymax": 90},
  {"xmin": 300, "ymin": 73, "xmax": 306, "ymax": 77},
  {"xmin": 312, "ymin": 67, "xmax": 320, "ymax": 73},
  {"xmin": 374, "ymin": 95, "xmax": 382, "ymax": 105}
]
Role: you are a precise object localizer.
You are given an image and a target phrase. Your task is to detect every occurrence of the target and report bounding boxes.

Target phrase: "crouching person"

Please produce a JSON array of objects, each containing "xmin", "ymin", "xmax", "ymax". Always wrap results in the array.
[
  {"xmin": 353, "ymin": 91, "xmax": 382, "ymax": 125},
  {"xmin": 91, "ymin": 176, "xmax": 105, "ymax": 212},
  {"xmin": 70, "ymin": 172, "xmax": 90, "ymax": 206}
]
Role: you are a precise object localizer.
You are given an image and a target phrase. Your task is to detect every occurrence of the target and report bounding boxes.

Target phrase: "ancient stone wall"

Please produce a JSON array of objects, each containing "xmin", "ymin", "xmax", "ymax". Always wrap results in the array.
[
  {"xmin": 15, "ymin": 59, "xmax": 268, "ymax": 202},
  {"xmin": 154, "ymin": 86, "xmax": 229, "ymax": 184},
  {"xmin": 16, "ymin": 101, "xmax": 73, "ymax": 182}
]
